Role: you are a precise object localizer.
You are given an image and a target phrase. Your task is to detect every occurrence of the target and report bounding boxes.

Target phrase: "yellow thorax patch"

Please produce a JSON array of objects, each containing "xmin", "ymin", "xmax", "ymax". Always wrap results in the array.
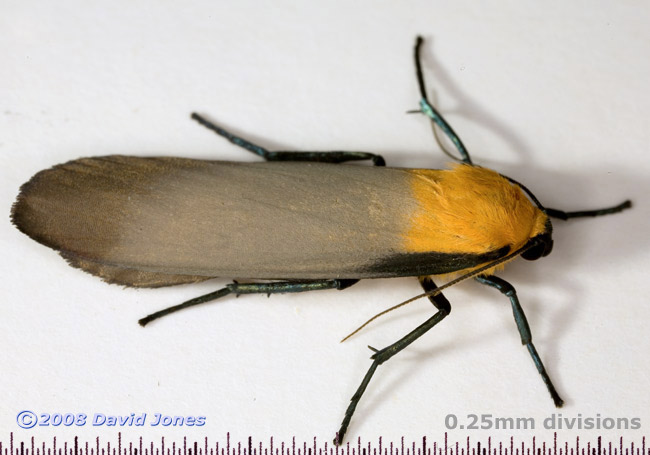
[{"xmin": 405, "ymin": 165, "xmax": 548, "ymax": 261}]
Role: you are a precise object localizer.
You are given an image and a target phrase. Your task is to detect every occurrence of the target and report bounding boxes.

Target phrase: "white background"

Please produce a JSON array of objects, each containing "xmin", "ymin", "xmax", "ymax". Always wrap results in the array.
[{"xmin": 2, "ymin": 0, "xmax": 649, "ymax": 447}]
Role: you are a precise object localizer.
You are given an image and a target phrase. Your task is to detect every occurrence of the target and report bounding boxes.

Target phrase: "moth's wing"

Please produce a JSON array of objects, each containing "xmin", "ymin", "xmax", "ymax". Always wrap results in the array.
[
  {"xmin": 12, "ymin": 156, "xmax": 504, "ymax": 286},
  {"xmin": 60, "ymin": 252, "xmax": 211, "ymax": 288},
  {"xmin": 12, "ymin": 157, "xmax": 215, "ymax": 287}
]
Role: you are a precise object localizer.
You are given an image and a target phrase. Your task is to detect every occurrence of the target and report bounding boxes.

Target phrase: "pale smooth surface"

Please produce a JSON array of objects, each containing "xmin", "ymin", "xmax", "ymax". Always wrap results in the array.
[{"xmin": 2, "ymin": 0, "xmax": 649, "ymax": 447}]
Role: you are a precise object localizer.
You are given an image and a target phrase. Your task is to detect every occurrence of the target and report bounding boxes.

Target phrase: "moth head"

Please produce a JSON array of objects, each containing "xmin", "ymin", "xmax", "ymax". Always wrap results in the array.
[{"xmin": 521, "ymin": 219, "xmax": 554, "ymax": 261}]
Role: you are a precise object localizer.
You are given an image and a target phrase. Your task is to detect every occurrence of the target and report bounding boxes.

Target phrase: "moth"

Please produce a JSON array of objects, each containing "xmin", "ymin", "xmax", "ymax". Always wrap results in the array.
[{"xmin": 11, "ymin": 37, "xmax": 631, "ymax": 443}]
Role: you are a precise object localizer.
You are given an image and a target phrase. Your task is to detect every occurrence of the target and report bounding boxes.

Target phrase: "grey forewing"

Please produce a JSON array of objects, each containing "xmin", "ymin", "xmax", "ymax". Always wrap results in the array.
[{"xmin": 14, "ymin": 156, "xmax": 431, "ymax": 281}]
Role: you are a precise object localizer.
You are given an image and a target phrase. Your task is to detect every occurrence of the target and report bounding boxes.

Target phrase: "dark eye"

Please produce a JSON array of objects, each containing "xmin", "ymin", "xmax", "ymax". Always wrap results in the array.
[
  {"xmin": 522, "ymin": 243, "xmax": 544, "ymax": 260},
  {"xmin": 522, "ymin": 235, "xmax": 553, "ymax": 261}
]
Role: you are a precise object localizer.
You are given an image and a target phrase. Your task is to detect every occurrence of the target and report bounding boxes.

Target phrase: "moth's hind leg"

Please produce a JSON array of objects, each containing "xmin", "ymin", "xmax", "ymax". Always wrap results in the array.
[
  {"xmin": 191, "ymin": 113, "xmax": 386, "ymax": 166},
  {"xmin": 545, "ymin": 200, "xmax": 631, "ymax": 220},
  {"xmin": 138, "ymin": 279, "xmax": 359, "ymax": 327}
]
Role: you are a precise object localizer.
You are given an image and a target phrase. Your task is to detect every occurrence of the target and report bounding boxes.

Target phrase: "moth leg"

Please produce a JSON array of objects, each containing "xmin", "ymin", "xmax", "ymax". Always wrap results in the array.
[
  {"xmin": 138, "ymin": 279, "xmax": 358, "ymax": 327},
  {"xmin": 413, "ymin": 36, "xmax": 472, "ymax": 165},
  {"xmin": 190, "ymin": 113, "xmax": 386, "ymax": 166},
  {"xmin": 474, "ymin": 275, "xmax": 564, "ymax": 407},
  {"xmin": 419, "ymin": 275, "xmax": 452, "ymax": 313},
  {"xmin": 335, "ymin": 277, "xmax": 451, "ymax": 445},
  {"xmin": 545, "ymin": 200, "xmax": 631, "ymax": 220}
]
